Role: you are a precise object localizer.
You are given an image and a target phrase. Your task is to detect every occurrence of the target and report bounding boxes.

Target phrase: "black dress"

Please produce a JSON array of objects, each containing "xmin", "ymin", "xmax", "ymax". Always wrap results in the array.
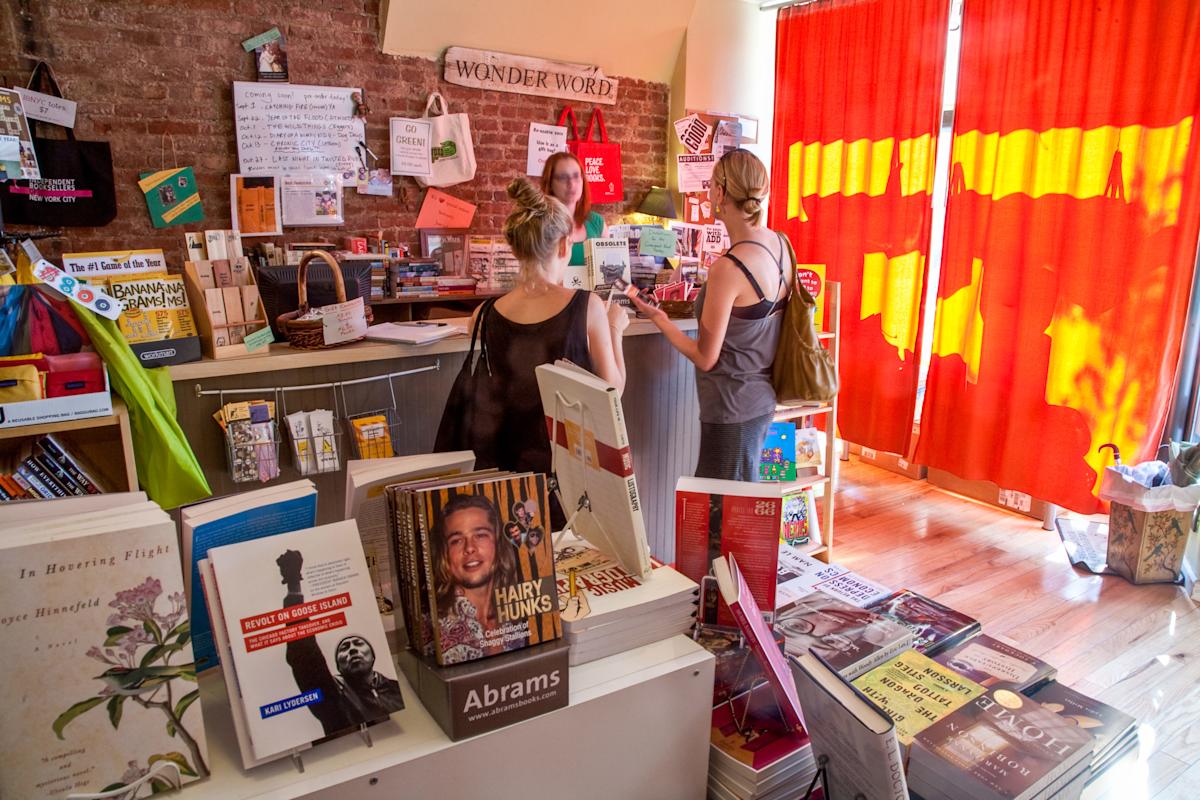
[{"xmin": 480, "ymin": 290, "xmax": 593, "ymax": 524}]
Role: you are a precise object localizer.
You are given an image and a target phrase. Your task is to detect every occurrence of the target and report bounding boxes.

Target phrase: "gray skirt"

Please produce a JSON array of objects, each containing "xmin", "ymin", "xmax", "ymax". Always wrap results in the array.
[{"xmin": 694, "ymin": 411, "xmax": 775, "ymax": 482}]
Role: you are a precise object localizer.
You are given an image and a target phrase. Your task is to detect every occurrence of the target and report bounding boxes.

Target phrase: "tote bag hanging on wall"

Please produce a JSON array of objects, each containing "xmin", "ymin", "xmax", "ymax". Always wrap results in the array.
[
  {"xmin": 415, "ymin": 92, "xmax": 477, "ymax": 188},
  {"xmin": 560, "ymin": 106, "xmax": 623, "ymax": 203},
  {"xmin": 0, "ymin": 61, "xmax": 117, "ymax": 227}
]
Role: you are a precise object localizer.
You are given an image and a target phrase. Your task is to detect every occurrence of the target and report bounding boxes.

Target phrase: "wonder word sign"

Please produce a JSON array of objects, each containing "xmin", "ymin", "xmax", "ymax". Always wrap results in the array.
[{"xmin": 444, "ymin": 47, "xmax": 618, "ymax": 105}]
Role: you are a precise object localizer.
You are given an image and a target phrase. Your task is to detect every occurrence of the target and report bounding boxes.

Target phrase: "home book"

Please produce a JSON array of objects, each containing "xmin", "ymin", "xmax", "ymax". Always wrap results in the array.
[
  {"xmin": 851, "ymin": 649, "xmax": 985, "ymax": 748},
  {"xmin": 207, "ymin": 520, "xmax": 404, "ymax": 761},
  {"xmin": 1028, "ymin": 681, "xmax": 1137, "ymax": 775},
  {"xmin": 409, "ymin": 473, "xmax": 563, "ymax": 666},
  {"xmin": 788, "ymin": 650, "xmax": 909, "ymax": 800},
  {"xmin": 933, "ymin": 634, "xmax": 1057, "ymax": 692},
  {"xmin": 776, "ymin": 544, "xmax": 892, "ymax": 607},
  {"xmin": 865, "ymin": 588, "xmax": 982, "ymax": 655},
  {"xmin": 535, "ymin": 360, "xmax": 652, "ymax": 579},
  {"xmin": 774, "ymin": 590, "xmax": 913, "ymax": 680},
  {"xmin": 712, "ymin": 553, "xmax": 805, "ymax": 731},
  {"xmin": 180, "ymin": 480, "xmax": 318, "ymax": 669},
  {"xmin": 0, "ymin": 501, "xmax": 210, "ymax": 798},
  {"xmin": 344, "ymin": 452, "xmax": 475, "ymax": 624},
  {"xmin": 908, "ymin": 686, "xmax": 1094, "ymax": 800}
]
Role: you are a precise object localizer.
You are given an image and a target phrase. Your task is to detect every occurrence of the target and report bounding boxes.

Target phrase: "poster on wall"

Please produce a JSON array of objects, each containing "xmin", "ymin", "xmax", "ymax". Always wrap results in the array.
[
  {"xmin": 230, "ymin": 174, "xmax": 282, "ymax": 236},
  {"xmin": 0, "ymin": 88, "xmax": 40, "ymax": 180},
  {"xmin": 233, "ymin": 82, "xmax": 365, "ymax": 177},
  {"xmin": 526, "ymin": 122, "xmax": 568, "ymax": 176},
  {"xmin": 139, "ymin": 166, "xmax": 204, "ymax": 228},
  {"xmin": 281, "ymin": 173, "xmax": 344, "ymax": 227},
  {"xmin": 389, "ymin": 117, "xmax": 432, "ymax": 177},
  {"xmin": 677, "ymin": 154, "xmax": 715, "ymax": 193}
]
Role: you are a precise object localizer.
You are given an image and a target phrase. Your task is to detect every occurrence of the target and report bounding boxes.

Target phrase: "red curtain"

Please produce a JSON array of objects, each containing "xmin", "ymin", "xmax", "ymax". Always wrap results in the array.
[
  {"xmin": 916, "ymin": 1, "xmax": 1200, "ymax": 513},
  {"xmin": 769, "ymin": 0, "xmax": 949, "ymax": 453}
]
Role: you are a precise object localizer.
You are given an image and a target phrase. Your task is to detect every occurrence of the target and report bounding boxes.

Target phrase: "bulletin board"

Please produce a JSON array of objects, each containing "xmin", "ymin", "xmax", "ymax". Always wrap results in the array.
[
  {"xmin": 676, "ymin": 108, "xmax": 759, "ymax": 226},
  {"xmin": 232, "ymin": 81, "xmax": 365, "ymax": 177}
]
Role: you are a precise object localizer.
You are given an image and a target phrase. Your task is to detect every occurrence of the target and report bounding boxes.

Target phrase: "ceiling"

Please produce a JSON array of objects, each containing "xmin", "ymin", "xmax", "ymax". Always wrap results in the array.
[{"xmin": 379, "ymin": 0, "xmax": 700, "ymax": 84}]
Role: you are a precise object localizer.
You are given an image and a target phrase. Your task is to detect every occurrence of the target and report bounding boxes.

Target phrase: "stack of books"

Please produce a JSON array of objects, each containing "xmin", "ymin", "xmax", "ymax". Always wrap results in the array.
[
  {"xmin": 1028, "ymin": 682, "xmax": 1138, "ymax": 782},
  {"xmin": 774, "ymin": 590, "xmax": 913, "ymax": 679},
  {"xmin": 0, "ymin": 494, "xmax": 210, "ymax": 798},
  {"xmin": 554, "ymin": 531, "xmax": 697, "ymax": 665},
  {"xmin": 776, "ymin": 544, "xmax": 892, "ymax": 607},
  {"xmin": 387, "ymin": 259, "xmax": 441, "ymax": 298},
  {"xmin": 865, "ymin": 588, "xmax": 982, "ymax": 655},
  {"xmin": 0, "ymin": 433, "xmax": 106, "ymax": 500},
  {"xmin": 908, "ymin": 686, "xmax": 1095, "ymax": 800},
  {"xmin": 435, "ymin": 275, "xmax": 477, "ymax": 295}
]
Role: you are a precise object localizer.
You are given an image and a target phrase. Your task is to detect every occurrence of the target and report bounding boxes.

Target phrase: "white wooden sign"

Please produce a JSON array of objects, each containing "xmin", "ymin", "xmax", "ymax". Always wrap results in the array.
[{"xmin": 444, "ymin": 47, "xmax": 618, "ymax": 105}]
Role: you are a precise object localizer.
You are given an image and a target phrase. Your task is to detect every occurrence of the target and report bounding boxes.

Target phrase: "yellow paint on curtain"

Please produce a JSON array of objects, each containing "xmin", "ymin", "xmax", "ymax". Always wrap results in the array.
[
  {"xmin": 861, "ymin": 251, "xmax": 925, "ymax": 359},
  {"xmin": 932, "ymin": 258, "xmax": 985, "ymax": 383},
  {"xmin": 951, "ymin": 117, "xmax": 1193, "ymax": 224},
  {"xmin": 786, "ymin": 133, "xmax": 937, "ymax": 219}
]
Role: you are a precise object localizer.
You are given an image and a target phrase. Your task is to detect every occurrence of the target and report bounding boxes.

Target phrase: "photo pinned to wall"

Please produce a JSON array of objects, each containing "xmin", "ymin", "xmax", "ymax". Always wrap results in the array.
[
  {"xmin": 242, "ymin": 28, "xmax": 288, "ymax": 83},
  {"xmin": 0, "ymin": 88, "xmax": 40, "ymax": 180},
  {"xmin": 669, "ymin": 221, "xmax": 704, "ymax": 260},
  {"xmin": 354, "ymin": 139, "xmax": 392, "ymax": 196},
  {"xmin": 420, "ymin": 229, "xmax": 469, "ymax": 276},
  {"xmin": 230, "ymin": 174, "xmax": 282, "ymax": 236},
  {"xmin": 281, "ymin": 173, "xmax": 344, "ymax": 227}
]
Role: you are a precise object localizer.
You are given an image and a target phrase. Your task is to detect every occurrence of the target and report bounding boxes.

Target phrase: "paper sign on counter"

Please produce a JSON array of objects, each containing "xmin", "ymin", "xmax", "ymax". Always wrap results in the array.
[
  {"xmin": 243, "ymin": 325, "xmax": 276, "ymax": 352},
  {"xmin": 415, "ymin": 188, "xmax": 476, "ymax": 229},
  {"xmin": 321, "ymin": 297, "xmax": 368, "ymax": 346},
  {"xmin": 638, "ymin": 226, "xmax": 677, "ymax": 258}
]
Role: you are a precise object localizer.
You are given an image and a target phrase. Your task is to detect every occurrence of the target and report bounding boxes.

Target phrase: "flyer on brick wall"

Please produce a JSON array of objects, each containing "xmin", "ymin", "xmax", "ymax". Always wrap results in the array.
[
  {"xmin": 526, "ymin": 122, "xmax": 568, "ymax": 176},
  {"xmin": 389, "ymin": 117, "xmax": 432, "ymax": 177}
]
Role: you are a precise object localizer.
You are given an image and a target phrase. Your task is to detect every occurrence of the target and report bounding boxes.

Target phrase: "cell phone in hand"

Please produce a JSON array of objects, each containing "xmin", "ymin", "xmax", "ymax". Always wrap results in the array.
[{"xmin": 613, "ymin": 277, "xmax": 660, "ymax": 308}]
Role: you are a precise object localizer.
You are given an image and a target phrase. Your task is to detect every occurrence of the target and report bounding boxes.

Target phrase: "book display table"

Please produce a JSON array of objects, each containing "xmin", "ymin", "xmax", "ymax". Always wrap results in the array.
[{"xmin": 188, "ymin": 636, "xmax": 714, "ymax": 799}]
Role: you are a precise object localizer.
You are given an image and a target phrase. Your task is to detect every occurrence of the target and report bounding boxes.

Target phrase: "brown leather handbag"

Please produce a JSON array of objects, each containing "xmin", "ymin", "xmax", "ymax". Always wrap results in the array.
[{"xmin": 772, "ymin": 234, "xmax": 839, "ymax": 404}]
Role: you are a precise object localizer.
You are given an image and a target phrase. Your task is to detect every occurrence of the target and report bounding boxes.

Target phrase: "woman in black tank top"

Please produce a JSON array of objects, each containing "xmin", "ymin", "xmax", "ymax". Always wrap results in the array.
[
  {"xmin": 440, "ymin": 178, "xmax": 629, "ymax": 519},
  {"xmin": 627, "ymin": 149, "xmax": 789, "ymax": 481}
]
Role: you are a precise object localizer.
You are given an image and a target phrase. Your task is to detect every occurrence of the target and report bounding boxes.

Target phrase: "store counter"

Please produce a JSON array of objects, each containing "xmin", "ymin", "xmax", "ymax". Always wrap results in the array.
[
  {"xmin": 169, "ymin": 317, "xmax": 700, "ymax": 561},
  {"xmin": 187, "ymin": 636, "xmax": 714, "ymax": 799}
]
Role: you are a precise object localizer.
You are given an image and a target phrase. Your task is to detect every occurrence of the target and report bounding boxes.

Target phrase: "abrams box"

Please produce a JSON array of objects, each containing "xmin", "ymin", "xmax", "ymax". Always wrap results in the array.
[{"xmin": 398, "ymin": 640, "xmax": 569, "ymax": 741}]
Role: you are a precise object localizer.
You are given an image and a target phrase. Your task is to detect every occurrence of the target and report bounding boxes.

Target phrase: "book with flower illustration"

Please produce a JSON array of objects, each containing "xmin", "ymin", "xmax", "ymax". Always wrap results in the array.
[{"xmin": 0, "ymin": 497, "xmax": 209, "ymax": 799}]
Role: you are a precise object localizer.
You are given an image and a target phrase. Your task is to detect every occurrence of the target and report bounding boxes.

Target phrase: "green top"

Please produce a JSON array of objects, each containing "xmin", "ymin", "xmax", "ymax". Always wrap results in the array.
[{"xmin": 569, "ymin": 211, "xmax": 606, "ymax": 266}]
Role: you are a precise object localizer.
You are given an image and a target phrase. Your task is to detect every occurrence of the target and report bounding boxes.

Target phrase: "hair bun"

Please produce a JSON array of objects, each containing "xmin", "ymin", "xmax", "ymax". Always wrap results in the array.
[
  {"xmin": 507, "ymin": 177, "xmax": 549, "ymax": 216},
  {"xmin": 740, "ymin": 196, "xmax": 763, "ymax": 215}
]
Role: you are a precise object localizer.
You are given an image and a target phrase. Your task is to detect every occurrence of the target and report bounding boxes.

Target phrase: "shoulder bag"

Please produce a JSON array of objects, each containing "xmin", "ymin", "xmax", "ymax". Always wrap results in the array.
[
  {"xmin": 771, "ymin": 233, "xmax": 839, "ymax": 404},
  {"xmin": 434, "ymin": 298, "xmax": 502, "ymax": 464},
  {"xmin": 0, "ymin": 61, "xmax": 118, "ymax": 227}
]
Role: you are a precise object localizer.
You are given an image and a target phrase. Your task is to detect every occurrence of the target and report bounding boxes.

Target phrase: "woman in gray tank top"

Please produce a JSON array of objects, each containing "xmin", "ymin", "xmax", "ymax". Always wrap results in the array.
[{"xmin": 629, "ymin": 149, "xmax": 789, "ymax": 481}]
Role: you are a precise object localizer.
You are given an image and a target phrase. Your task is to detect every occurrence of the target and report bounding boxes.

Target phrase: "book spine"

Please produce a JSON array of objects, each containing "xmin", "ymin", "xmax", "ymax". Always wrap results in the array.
[
  {"xmin": 9, "ymin": 471, "xmax": 38, "ymax": 498},
  {"xmin": 23, "ymin": 457, "xmax": 70, "ymax": 498},
  {"xmin": 40, "ymin": 435, "xmax": 102, "ymax": 493},
  {"xmin": 385, "ymin": 488, "xmax": 410, "ymax": 641},
  {"xmin": 416, "ymin": 493, "xmax": 442, "ymax": 663},
  {"xmin": 0, "ymin": 477, "xmax": 12, "ymax": 501},
  {"xmin": 33, "ymin": 452, "xmax": 86, "ymax": 496},
  {"xmin": 16, "ymin": 464, "xmax": 55, "ymax": 499}
]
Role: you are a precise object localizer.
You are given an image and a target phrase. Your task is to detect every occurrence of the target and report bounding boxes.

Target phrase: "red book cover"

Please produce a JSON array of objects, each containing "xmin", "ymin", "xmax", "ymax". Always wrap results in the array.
[{"xmin": 676, "ymin": 477, "xmax": 783, "ymax": 625}]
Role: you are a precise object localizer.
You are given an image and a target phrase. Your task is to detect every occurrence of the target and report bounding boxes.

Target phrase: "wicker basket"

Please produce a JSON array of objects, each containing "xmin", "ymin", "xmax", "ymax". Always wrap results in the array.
[
  {"xmin": 658, "ymin": 299, "xmax": 696, "ymax": 319},
  {"xmin": 276, "ymin": 251, "xmax": 373, "ymax": 350}
]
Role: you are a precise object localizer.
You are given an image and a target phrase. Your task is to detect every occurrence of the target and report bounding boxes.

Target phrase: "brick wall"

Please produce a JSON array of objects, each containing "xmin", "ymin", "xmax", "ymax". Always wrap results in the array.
[{"xmin": 1, "ymin": 0, "xmax": 669, "ymax": 261}]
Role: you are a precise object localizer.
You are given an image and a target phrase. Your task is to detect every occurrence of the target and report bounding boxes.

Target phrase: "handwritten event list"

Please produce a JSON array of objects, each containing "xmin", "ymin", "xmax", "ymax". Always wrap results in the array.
[{"xmin": 233, "ymin": 82, "xmax": 365, "ymax": 176}]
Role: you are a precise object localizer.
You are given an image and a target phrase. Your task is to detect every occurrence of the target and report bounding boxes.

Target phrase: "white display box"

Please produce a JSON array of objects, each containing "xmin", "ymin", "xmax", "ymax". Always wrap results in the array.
[{"xmin": 0, "ymin": 368, "xmax": 113, "ymax": 429}]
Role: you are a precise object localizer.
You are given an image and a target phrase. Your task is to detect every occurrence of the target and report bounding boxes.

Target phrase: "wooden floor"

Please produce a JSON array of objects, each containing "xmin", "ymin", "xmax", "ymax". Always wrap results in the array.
[{"xmin": 831, "ymin": 458, "xmax": 1200, "ymax": 800}]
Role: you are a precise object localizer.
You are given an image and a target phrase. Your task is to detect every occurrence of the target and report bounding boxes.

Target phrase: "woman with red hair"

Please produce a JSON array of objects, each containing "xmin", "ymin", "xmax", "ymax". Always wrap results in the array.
[{"xmin": 540, "ymin": 151, "xmax": 606, "ymax": 269}]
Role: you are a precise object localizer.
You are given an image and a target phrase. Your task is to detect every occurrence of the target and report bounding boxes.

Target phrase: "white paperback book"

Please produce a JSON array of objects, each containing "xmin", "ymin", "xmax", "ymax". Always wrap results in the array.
[
  {"xmin": 536, "ymin": 360, "xmax": 652, "ymax": 579},
  {"xmin": 208, "ymin": 520, "xmax": 404, "ymax": 761},
  {"xmin": 776, "ymin": 545, "xmax": 892, "ymax": 607}
]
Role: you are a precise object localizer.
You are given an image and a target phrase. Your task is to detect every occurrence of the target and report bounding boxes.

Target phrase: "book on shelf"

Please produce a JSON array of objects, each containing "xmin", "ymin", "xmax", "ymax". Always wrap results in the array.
[
  {"xmin": 1028, "ymin": 681, "xmax": 1138, "ymax": 779},
  {"xmin": 204, "ymin": 520, "xmax": 404, "ymax": 764},
  {"xmin": 760, "ymin": 421, "xmax": 797, "ymax": 481},
  {"xmin": 776, "ymin": 544, "xmax": 892, "ymax": 607},
  {"xmin": 709, "ymin": 681, "xmax": 816, "ymax": 799},
  {"xmin": 774, "ymin": 590, "xmax": 913, "ymax": 680},
  {"xmin": 677, "ymin": 477, "xmax": 821, "ymax": 624},
  {"xmin": 851, "ymin": 649, "xmax": 985, "ymax": 750},
  {"xmin": 536, "ymin": 360, "xmax": 652, "ymax": 579},
  {"xmin": 0, "ymin": 433, "xmax": 109, "ymax": 501},
  {"xmin": 865, "ymin": 588, "xmax": 981, "ymax": 655},
  {"xmin": 908, "ymin": 686, "xmax": 1094, "ymax": 800},
  {"xmin": 392, "ymin": 472, "xmax": 562, "ymax": 666},
  {"xmin": 553, "ymin": 530, "xmax": 697, "ymax": 664},
  {"xmin": 180, "ymin": 480, "xmax": 318, "ymax": 670},
  {"xmin": 344, "ymin": 452, "xmax": 475, "ymax": 626},
  {"xmin": 0, "ymin": 497, "xmax": 210, "ymax": 798},
  {"xmin": 788, "ymin": 649, "xmax": 909, "ymax": 800},
  {"xmin": 712, "ymin": 553, "xmax": 805, "ymax": 731},
  {"xmin": 933, "ymin": 633, "xmax": 1057, "ymax": 693}
]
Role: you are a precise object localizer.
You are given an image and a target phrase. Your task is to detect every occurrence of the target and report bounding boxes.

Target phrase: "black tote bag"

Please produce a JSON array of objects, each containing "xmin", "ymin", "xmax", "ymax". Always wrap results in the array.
[
  {"xmin": 434, "ymin": 298, "xmax": 503, "ymax": 465},
  {"xmin": 0, "ymin": 62, "xmax": 117, "ymax": 227}
]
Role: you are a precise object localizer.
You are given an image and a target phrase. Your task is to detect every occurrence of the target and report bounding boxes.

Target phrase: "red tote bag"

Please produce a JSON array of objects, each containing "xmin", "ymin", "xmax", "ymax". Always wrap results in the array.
[{"xmin": 559, "ymin": 106, "xmax": 623, "ymax": 204}]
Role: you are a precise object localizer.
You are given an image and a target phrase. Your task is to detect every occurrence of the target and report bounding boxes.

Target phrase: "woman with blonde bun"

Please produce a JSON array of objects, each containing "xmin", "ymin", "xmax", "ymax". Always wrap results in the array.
[
  {"xmin": 540, "ymin": 152, "xmax": 606, "ymax": 268},
  {"xmin": 627, "ymin": 149, "xmax": 789, "ymax": 481},
  {"xmin": 452, "ymin": 178, "xmax": 627, "ymax": 521}
]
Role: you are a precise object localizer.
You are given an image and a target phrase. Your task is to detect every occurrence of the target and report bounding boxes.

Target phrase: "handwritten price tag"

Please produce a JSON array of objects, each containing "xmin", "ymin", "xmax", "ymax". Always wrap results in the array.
[{"xmin": 32, "ymin": 259, "xmax": 124, "ymax": 320}]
